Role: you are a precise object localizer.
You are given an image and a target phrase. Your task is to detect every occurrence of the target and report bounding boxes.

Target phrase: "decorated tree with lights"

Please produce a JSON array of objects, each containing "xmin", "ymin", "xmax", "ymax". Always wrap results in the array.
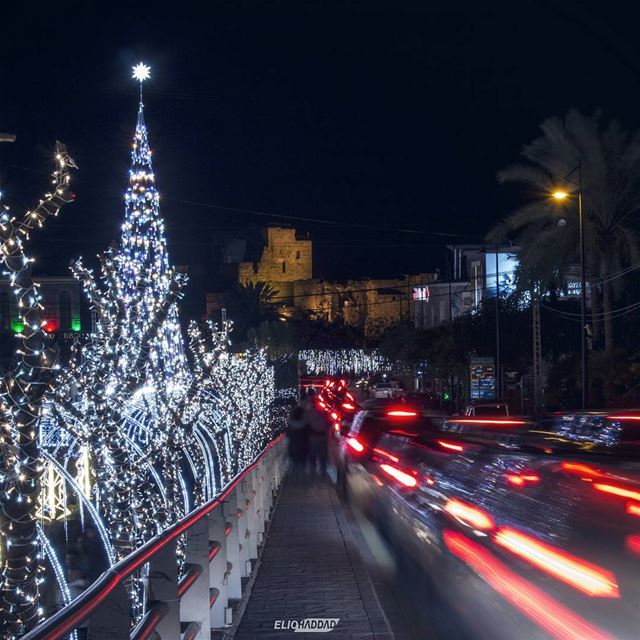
[
  {"xmin": 186, "ymin": 320, "xmax": 275, "ymax": 484},
  {"xmin": 119, "ymin": 63, "xmax": 188, "ymax": 387},
  {"xmin": 0, "ymin": 143, "xmax": 76, "ymax": 639},
  {"xmin": 0, "ymin": 64, "xmax": 280, "ymax": 633}
]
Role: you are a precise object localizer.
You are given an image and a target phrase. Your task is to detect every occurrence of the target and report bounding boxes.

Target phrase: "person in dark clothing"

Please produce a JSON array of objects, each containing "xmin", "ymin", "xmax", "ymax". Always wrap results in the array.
[
  {"xmin": 287, "ymin": 401, "xmax": 309, "ymax": 481},
  {"xmin": 305, "ymin": 394, "xmax": 329, "ymax": 479}
]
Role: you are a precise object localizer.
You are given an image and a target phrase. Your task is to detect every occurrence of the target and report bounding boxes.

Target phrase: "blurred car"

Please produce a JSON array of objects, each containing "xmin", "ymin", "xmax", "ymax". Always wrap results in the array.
[
  {"xmin": 464, "ymin": 402, "xmax": 510, "ymax": 416},
  {"xmin": 335, "ymin": 405, "xmax": 445, "ymax": 517},
  {"xmin": 370, "ymin": 381, "xmax": 402, "ymax": 399},
  {"xmin": 362, "ymin": 412, "xmax": 640, "ymax": 640}
]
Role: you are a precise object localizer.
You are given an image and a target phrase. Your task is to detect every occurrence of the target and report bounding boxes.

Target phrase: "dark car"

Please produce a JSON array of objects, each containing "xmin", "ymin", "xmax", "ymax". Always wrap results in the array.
[
  {"xmin": 335, "ymin": 405, "xmax": 445, "ymax": 517},
  {"xmin": 363, "ymin": 413, "xmax": 640, "ymax": 640}
]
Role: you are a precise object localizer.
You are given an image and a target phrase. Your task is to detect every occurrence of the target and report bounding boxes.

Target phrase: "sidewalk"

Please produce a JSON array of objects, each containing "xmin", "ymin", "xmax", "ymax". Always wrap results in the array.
[{"xmin": 234, "ymin": 476, "xmax": 395, "ymax": 640}]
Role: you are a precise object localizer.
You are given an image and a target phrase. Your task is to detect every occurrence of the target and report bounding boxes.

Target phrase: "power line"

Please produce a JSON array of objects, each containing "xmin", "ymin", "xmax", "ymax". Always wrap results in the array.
[{"xmin": 0, "ymin": 160, "xmax": 472, "ymax": 239}]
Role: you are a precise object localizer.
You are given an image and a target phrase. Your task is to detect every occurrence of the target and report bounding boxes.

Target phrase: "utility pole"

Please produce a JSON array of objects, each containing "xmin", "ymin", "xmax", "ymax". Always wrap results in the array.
[
  {"xmin": 447, "ymin": 247, "xmax": 455, "ymax": 408},
  {"xmin": 578, "ymin": 162, "xmax": 588, "ymax": 410},
  {"xmin": 532, "ymin": 298, "xmax": 542, "ymax": 414},
  {"xmin": 495, "ymin": 248, "xmax": 501, "ymax": 400}
]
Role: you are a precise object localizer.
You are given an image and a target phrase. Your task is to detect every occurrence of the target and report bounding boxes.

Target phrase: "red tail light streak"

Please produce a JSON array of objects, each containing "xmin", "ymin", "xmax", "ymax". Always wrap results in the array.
[
  {"xmin": 387, "ymin": 409, "xmax": 418, "ymax": 417},
  {"xmin": 444, "ymin": 499, "xmax": 495, "ymax": 530},
  {"xmin": 626, "ymin": 502, "xmax": 640, "ymax": 517},
  {"xmin": 506, "ymin": 473, "xmax": 540, "ymax": 487},
  {"xmin": 444, "ymin": 530, "xmax": 614, "ymax": 640},
  {"xmin": 625, "ymin": 534, "xmax": 640, "ymax": 555},
  {"xmin": 593, "ymin": 482, "xmax": 640, "ymax": 502},
  {"xmin": 451, "ymin": 418, "xmax": 526, "ymax": 426},
  {"xmin": 379, "ymin": 463, "xmax": 418, "ymax": 488},
  {"xmin": 346, "ymin": 437, "xmax": 365, "ymax": 453},
  {"xmin": 494, "ymin": 528, "xmax": 619, "ymax": 598},
  {"xmin": 372, "ymin": 447, "xmax": 399, "ymax": 463},
  {"xmin": 561, "ymin": 462, "xmax": 604, "ymax": 478},
  {"xmin": 437, "ymin": 440, "xmax": 464, "ymax": 452}
]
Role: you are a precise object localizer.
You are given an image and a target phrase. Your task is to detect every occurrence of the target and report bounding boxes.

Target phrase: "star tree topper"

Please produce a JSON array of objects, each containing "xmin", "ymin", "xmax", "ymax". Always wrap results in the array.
[
  {"xmin": 132, "ymin": 62, "xmax": 151, "ymax": 83},
  {"xmin": 131, "ymin": 62, "xmax": 151, "ymax": 84}
]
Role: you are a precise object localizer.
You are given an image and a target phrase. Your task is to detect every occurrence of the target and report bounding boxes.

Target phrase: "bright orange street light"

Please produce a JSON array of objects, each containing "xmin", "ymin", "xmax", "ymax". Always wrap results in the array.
[{"xmin": 551, "ymin": 190, "xmax": 570, "ymax": 200}]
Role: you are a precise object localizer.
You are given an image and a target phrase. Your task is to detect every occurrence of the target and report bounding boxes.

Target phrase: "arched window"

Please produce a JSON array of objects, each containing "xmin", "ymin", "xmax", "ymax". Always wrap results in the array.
[
  {"xmin": 0, "ymin": 292, "xmax": 9, "ymax": 330},
  {"xmin": 59, "ymin": 291, "xmax": 72, "ymax": 330}
]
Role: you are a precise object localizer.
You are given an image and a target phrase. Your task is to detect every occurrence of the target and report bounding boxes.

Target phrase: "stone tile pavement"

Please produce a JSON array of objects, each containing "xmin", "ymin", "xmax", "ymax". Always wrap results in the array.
[{"xmin": 233, "ymin": 477, "xmax": 398, "ymax": 640}]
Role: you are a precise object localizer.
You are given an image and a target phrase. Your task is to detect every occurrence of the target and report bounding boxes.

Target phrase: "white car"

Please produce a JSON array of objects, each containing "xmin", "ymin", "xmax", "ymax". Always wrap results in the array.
[{"xmin": 370, "ymin": 381, "xmax": 401, "ymax": 399}]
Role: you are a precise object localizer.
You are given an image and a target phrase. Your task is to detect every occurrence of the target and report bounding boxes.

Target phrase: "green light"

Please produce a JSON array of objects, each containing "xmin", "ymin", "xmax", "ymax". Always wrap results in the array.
[
  {"xmin": 443, "ymin": 391, "xmax": 451, "ymax": 401},
  {"xmin": 71, "ymin": 318, "xmax": 81, "ymax": 332},
  {"xmin": 11, "ymin": 321, "xmax": 24, "ymax": 333}
]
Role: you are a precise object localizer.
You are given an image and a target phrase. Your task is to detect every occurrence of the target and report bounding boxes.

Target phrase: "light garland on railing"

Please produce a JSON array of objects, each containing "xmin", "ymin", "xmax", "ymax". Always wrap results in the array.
[{"xmin": 299, "ymin": 349, "xmax": 390, "ymax": 376}]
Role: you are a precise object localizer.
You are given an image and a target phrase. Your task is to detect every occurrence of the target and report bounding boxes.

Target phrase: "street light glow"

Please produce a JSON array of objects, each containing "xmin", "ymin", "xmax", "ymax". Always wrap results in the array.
[{"xmin": 552, "ymin": 190, "xmax": 570, "ymax": 200}]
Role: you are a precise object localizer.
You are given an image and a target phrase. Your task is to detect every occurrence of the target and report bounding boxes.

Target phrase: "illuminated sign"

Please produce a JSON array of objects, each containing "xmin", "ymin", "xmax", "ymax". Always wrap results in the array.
[
  {"xmin": 413, "ymin": 286, "xmax": 430, "ymax": 301},
  {"xmin": 485, "ymin": 252, "xmax": 518, "ymax": 297}
]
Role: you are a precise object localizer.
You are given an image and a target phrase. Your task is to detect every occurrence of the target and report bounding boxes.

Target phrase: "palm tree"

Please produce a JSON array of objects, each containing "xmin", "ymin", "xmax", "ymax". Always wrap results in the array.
[
  {"xmin": 228, "ymin": 281, "xmax": 282, "ymax": 341},
  {"xmin": 489, "ymin": 109, "xmax": 640, "ymax": 353}
]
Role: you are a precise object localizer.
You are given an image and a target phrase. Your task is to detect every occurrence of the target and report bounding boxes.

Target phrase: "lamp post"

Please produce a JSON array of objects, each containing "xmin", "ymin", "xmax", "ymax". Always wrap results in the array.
[{"xmin": 552, "ymin": 160, "xmax": 588, "ymax": 410}]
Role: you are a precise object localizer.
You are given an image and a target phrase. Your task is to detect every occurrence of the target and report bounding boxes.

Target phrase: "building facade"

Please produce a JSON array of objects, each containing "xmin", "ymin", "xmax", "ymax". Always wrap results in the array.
[
  {"xmin": 0, "ymin": 276, "xmax": 86, "ymax": 364},
  {"xmin": 207, "ymin": 226, "xmax": 445, "ymax": 337}
]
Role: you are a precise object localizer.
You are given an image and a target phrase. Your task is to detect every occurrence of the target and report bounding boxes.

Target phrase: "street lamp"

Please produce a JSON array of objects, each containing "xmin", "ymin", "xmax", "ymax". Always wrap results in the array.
[{"xmin": 551, "ymin": 161, "xmax": 587, "ymax": 410}]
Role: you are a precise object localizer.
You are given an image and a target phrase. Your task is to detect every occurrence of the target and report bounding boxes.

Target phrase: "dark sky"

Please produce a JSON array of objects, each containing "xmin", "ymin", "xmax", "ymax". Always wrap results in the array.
[{"xmin": 3, "ymin": 0, "xmax": 640, "ymax": 317}]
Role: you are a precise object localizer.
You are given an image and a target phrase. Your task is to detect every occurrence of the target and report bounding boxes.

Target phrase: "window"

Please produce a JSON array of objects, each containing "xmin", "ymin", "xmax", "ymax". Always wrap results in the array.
[
  {"xmin": 296, "ymin": 250, "xmax": 301, "ymax": 261},
  {"xmin": 282, "ymin": 262, "xmax": 286, "ymax": 274},
  {"xmin": 59, "ymin": 291, "xmax": 72, "ymax": 330},
  {"xmin": 0, "ymin": 292, "xmax": 8, "ymax": 330}
]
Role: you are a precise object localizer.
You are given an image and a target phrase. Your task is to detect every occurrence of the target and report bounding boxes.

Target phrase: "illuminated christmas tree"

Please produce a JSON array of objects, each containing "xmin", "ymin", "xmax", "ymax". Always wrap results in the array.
[{"xmin": 119, "ymin": 63, "xmax": 187, "ymax": 385}]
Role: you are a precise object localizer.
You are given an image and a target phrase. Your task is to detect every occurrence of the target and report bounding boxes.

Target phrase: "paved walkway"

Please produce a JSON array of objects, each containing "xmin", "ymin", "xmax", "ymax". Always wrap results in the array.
[{"xmin": 234, "ymin": 477, "xmax": 395, "ymax": 640}]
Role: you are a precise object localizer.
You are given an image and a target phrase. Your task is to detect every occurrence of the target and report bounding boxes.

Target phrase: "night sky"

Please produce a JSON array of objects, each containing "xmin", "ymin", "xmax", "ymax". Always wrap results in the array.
[{"xmin": 3, "ymin": 0, "xmax": 640, "ymax": 317}]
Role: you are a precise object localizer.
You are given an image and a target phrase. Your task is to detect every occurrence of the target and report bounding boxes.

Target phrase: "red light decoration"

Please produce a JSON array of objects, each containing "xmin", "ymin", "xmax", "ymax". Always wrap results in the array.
[
  {"xmin": 341, "ymin": 402, "xmax": 356, "ymax": 411},
  {"xmin": 593, "ymin": 482, "xmax": 640, "ymax": 502},
  {"xmin": 330, "ymin": 412, "xmax": 338, "ymax": 420},
  {"xmin": 333, "ymin": 423, "xmax": 340, "ymax": 432},
  {"xmin": 494, "ymin": 527, "xmax": 619, "ymax": 598},
  {"xmin": 444, "ymin": 499, "xmax": 495, "ymax": 530},
  {"xmin": 346, "ymin": 437, "xmax": 365, "ymax": 453},
  {"xmin": 437, "ymin": 440, "xmax": 463, "ymax": 452},
  {"xmin": 444, "ymin": 530, "xmax": 614, "ymax": 640},
  {"xmin": 379, "ymin": 463, "xmax": 418, "ymax": 487},
  {"xmin": 43, "ymin": 320, "xmax": 58, "ymax": 333},
  {"xmin": 387, "ymin": 409, "xmax": 418, "ymax": 417},
  {"xmin": 373, "ymin": 447, "xmax": 399, "ymax": 463}
]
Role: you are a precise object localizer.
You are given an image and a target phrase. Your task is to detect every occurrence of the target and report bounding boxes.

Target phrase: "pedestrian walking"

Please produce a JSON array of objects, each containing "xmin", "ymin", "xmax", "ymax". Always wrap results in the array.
[
  {"xmin": 305, "ymin": 390, "xmax": 329, "ymax": 479},
  {"xmin": 287, "ymin": 398, "xmax": 309, "ymax": 482}
]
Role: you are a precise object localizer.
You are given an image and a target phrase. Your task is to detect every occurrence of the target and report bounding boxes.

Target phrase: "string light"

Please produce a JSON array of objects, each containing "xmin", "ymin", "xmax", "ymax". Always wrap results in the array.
[{"xmin": 299, "ymin": 349, "xmax": 390, "ymax": 376}]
